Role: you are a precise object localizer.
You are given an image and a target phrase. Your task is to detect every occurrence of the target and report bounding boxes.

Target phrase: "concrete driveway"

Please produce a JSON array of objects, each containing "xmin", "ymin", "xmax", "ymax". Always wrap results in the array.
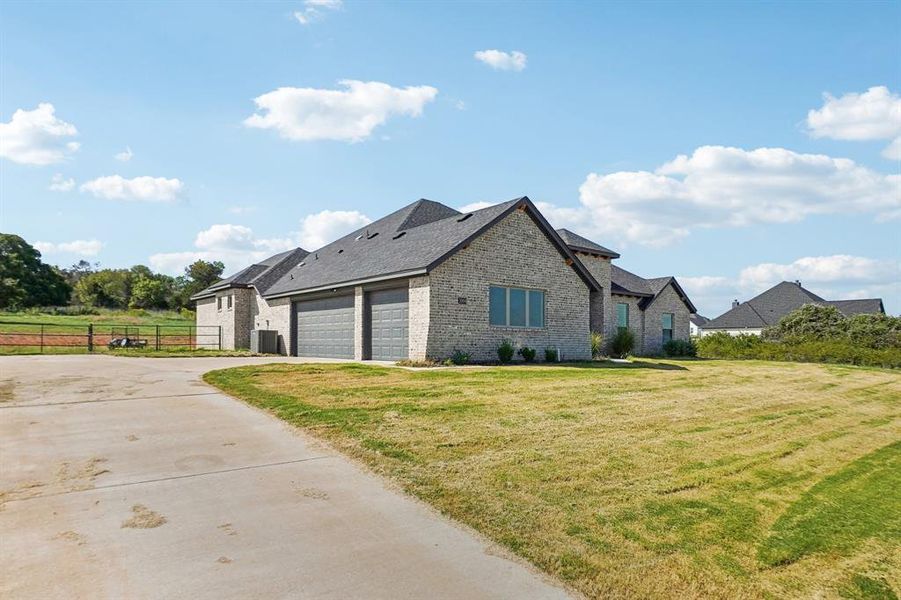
[{"xmin": 0, "ymin": 355, "xmax": 573, "ymax": 600}]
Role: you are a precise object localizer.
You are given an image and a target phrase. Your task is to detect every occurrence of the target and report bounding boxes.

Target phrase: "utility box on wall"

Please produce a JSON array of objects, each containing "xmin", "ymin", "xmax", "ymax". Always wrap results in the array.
[{"xmin": 250, "ymin": 329, "xmax": 279, "ymax": 354}]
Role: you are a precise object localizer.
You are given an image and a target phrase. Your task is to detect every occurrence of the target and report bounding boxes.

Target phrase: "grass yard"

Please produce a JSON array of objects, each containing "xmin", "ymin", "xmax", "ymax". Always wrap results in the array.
[
  {"xmin": 205, "ymin": 359, "xmax": 901, "ymax": 599},
  {"xmin": 0, "ymin": 309, "xmax": 193, "ymax": 328}
]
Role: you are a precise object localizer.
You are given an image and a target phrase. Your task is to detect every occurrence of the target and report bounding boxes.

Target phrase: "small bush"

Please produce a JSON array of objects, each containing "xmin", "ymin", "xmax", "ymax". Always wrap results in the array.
[
  {"xmin": 519, "ymin": 346, "xmax": 537, "ymax": 362},
  {"xmin": 663, "ymin": 339, "xmax": 697, "ymax": 357},
  {"xmin": 179, "ymin": 307, "xmax": 195, "ymax": 320},
  {"xmin": 610, "ymin": 328, "xmax": 635, "ymax": 358},
  {"xmin": 544, "ymin": 347, "xmax": 559, "ymax": 362},
  {"xmin": 590, "ymin": 331, "xmax": 604, "ymax": 359},
  {"xmin": 497, "ymin": 340, "xmax": 515, "ymax": 363},
  {"xmin": 449, "ymin": 349, "xmax": 471, "ymax": 365}
]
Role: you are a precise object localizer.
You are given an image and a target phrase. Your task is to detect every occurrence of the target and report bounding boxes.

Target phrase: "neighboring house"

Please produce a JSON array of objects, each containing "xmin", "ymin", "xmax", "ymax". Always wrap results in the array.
[
  {"xmin": 689, "ymin": 314, "xmax": 709, "ymax": 336},
  {"xmin": 193, "ymin": 197, "xmax": 696, "ymax": 360},
  {"xmin": 701, "ymin": 280, "xmax": 885, "ymax": 336}
]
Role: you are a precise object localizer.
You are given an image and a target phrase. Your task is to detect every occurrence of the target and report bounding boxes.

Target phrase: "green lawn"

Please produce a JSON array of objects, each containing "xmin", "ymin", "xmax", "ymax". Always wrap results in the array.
[
  {"xmin": 205, "ymin": 360, "xmax": 901, "ymax": 599},
  {"xmin": 0, "ymin": 309, "xmax": 214, "ymax": 354}
]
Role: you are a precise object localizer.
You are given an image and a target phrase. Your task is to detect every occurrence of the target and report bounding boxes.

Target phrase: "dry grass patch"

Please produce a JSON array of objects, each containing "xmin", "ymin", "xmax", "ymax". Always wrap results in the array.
[{"xmin": 205, "ymin": 359, "xmax": 901, "ymax": 599}]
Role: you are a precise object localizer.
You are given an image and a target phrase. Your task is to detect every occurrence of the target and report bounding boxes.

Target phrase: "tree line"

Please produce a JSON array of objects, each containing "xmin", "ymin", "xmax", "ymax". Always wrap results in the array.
[{"xmin": 0, "ymin": 233, "xmax": 225, "ymax": 311}]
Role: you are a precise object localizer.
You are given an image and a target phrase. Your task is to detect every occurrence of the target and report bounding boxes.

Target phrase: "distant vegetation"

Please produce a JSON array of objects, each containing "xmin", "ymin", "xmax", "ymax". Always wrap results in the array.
[
  {"xmin": 698, "ymin": 304, "xmax": 901, "ymax": 368},
  {"xmin": 0, "ymin": 233, "xmax": 224, "ymax": 312}
]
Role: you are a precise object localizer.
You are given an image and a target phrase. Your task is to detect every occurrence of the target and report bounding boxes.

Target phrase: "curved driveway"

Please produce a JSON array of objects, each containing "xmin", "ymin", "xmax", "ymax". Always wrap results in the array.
[{"xmin": 0, "ymin": 355, "xmax": 573, "ymax": 600}]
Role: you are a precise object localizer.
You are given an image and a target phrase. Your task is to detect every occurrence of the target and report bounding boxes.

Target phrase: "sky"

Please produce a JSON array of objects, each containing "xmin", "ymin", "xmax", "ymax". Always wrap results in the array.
[{"xmin": 1, "ymin": 0, "xmax": 899, "ymax": 317}]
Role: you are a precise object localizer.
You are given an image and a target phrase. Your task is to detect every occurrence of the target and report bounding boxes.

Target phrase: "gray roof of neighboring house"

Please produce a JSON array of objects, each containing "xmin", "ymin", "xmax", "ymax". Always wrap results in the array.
[
  {"xmin": 262, "ymin": 197, "xmax": 600, "ymax": 298},
  {"xmin": 555, "ymin": 229, "xmax": 620, "ymax": 258},
  {"xmin": 690, "ymin": 314, "xmax": 709, "ymax": 327},
  {"xmin": 826, "ymin": 298, "xmax": 886, "ymax": 316},
  {"xmin": 190, "ymin": 248, "xmax": 309, "ymax": 300},
  {"xmin": 703, "ymin": 281, "xmax": 885, "ymax": 330},
  {"xmin": 610, "ymin": 265, "xmax": 698, "ymax": 313}
]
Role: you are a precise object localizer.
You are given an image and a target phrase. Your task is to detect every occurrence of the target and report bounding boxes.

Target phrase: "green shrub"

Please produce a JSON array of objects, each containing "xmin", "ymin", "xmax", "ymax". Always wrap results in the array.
[
  {"xmin": 519, "ymin": 346, "xmax": 537, "ymax": 362},
  {"xmin": 610, "ymin": 328, "xmax": 635, "ymax": 358},
  {"xmin": 589, "ymin": 331, "xmax": 604, "ymax": 359},
  {"xmin": 179, "ymin": 307, "xmax": 195, "ymax": 320},
  {"xmin": 396, "ymin": 358, "xmax": 441, "ymax": 368},
  {"xmin": 845, "ymin": 313, "xmax": 901, "ymax": 349},
  {"xmin": 497, "ymin": 340, "xmax": 515, "ymax": 363},
  {"xmin": 544, "ymin": 347, "xmax": 559, "ymax": 362},
  {"xmin": 663, "ymin": 339, "xmax": 697, "ymax": 357},
  {"xmin": 763, "ymin": 303, "xmax": 846, "ymax": 343},
  {"xmin": 697, "ymin": 332, "xmax": 901, "ymax": 369},
  {"xmin": 449, "ymin": 349, "xmax": 471, "ymax": 365}
]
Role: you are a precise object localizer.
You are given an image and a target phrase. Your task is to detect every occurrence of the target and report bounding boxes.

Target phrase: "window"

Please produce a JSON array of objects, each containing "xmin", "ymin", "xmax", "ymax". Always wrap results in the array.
[
  {"xmin": 617, "ymin": 303, "xmax": 629, "ymax": 331},
  {"xmin": 489, "ymin": 286, "xmax": 545, "ymax": 328},
  {"xmin": 227, "ymin": 295, "xmax": 233, "ymax": 310},
  {"xmin": 217, "ymin": 297, "xmax": 223, "ymax": 311},
  {"xmin": 662, "ymin": 313, "xmax": 674, "ymax": 344}
]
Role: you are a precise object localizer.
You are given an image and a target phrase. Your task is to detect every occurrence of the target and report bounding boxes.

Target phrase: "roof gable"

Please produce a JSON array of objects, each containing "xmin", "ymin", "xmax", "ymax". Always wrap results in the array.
[{"xmin": 555, "ymin": 229, "xmax": 620, "ymax": 258}]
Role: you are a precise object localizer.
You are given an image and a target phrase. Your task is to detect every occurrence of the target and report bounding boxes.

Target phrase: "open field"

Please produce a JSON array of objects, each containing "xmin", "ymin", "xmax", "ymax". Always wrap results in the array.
[
  {"xmin": 0, "ymin": 309, "xmax": 215, "ymax": 354},
  {"xmin": 205, "ymin": 359, "xmax": 901, "ymax": 599}
]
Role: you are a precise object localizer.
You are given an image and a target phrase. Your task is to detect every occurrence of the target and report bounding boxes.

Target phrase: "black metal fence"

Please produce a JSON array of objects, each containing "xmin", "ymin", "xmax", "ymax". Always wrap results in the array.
[{"xmin": 0, "ymin": 321, "xmax": 221, "ymax": 353}]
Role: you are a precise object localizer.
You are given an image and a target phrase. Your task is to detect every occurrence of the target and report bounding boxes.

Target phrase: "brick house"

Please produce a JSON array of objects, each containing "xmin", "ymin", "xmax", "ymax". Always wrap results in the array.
[{"xmin": 193, "ymin": 197, "xmax": 696, "ymax": 360}]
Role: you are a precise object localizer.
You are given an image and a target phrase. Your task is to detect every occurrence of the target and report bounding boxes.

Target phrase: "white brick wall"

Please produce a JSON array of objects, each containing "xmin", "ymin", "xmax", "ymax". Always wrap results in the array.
[
  {"xmin": 641, "ymin": 283, "xmax": 691, "ymax": 354},
  {"xmin": 250, "ymin": 293, "xmax": 292, "ymax": 354},
  {"xmin": 426, "ymin": 208, "xmax": 591, "ymax": 362},
  {"xmin": 408, "ymin": 275, "xmax": 430, "ymax": 360}
]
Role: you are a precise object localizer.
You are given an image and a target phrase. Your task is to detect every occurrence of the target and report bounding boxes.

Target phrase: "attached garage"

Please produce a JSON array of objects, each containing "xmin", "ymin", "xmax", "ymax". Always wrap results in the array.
[
  {"xmin": 368, "ymin": 288, "xmax": 409, "ymax": 361},
  {"xmin": 294, "ymin": 295, "xmax": 354, "ymax": 359}
]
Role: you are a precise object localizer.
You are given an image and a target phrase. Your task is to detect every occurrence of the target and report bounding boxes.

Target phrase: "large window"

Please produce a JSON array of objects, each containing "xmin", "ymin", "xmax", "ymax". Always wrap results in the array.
[
  {"xmin": 616, "ymin": 302, "xmax": 629, "ymax": 331},
  {"xmin": 489, "ymin": 286, "xmax": 545, "ymax": 328},
  {"xmin": 662, "ymin": 313, "xmax": 674, "ymax": 343}
]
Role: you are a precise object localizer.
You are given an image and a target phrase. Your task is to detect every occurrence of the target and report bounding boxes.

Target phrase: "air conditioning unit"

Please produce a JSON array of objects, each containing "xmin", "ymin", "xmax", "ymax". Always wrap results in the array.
[{"xmin": 251, "ymin": 329, "xmax": 279, "ymax": 354}]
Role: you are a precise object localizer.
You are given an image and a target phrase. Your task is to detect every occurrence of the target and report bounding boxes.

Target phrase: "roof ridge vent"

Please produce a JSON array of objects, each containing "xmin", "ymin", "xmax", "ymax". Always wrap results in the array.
[
  {"xmin": 366, "ymin": 231, "xmax": 379, "ymax": 240},
  {"xmin": 457, "ymin": 213, "xmax": 473, "ymax": 222},
  {"xmin": 392, "ymin": 231, "xmax": 406, "ymax": 240}
]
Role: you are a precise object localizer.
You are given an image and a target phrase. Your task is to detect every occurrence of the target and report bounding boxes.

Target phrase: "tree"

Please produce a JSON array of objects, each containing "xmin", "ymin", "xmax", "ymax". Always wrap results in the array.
[
  {"xmin": 0, "ymin": 234, "xmax": 71, "ymax": 308},
  {"xmin": 73, "ymin": 269, "xmax": 132, "ymax": 308},
  {"xmin": 130, "ymin": 276, "xmax": 172, "ymax": 309},
  {"xmin": 180, "ymin": 259, "xmax": 225, "ymax": 301}
]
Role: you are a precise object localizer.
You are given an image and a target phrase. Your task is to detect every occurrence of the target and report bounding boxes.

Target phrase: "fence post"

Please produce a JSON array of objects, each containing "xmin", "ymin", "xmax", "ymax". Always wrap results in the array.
[
  {"xmin": 40, "ymin": 325, "xmax": 44, "ymax": 353},
  {"xmin": 156, "ymin": 325, "xmax": 160, "ymax": 351},
  {"xmin": 87, "ymin": 324, "xmax": 93, "ymax": 353},
  {"xmin": 218, "ymin": 326, "xmax": 222, "ymax": 350}
]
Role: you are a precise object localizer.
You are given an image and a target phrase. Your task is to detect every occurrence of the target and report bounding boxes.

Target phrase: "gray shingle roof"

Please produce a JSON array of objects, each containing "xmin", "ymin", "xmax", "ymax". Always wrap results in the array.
[
  {"xmin": 555, "ymin": 229, "xmax": 620, "ymax": 258},
  {"xmin": 610, "ymin": 266, "xmax": 697, "ymax": 313},
  {"xmin": 190, "ymin": 248, "xmax": 308, "ymax": 300},
  {"xmin": 826, "ymin": 299, "xmax": 886, "ymax": 316},
  {"xmin": 703, "ymin": 281, "xmax": 885, "ymax": 330},
  {"xmin": 263, "ymin": 197, "xmax": 600, "ymax": 298},
  {"xmin": 689, "ymin": 314, "xmax": 710, "ymax": 327}
]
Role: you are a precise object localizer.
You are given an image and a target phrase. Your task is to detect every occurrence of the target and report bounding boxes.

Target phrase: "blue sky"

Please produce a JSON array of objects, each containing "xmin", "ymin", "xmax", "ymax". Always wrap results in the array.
[{"xmin": 1, "ymin": 1, "xmax": 899, "ymax": 316}]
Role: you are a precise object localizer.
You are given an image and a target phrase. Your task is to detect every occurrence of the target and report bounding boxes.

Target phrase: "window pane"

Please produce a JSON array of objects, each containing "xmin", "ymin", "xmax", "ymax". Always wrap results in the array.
[
  {"xmin": 528, "ymin": 290, "xmax": 544, "ymax": 327},
  {"xmin": 509, "ymin": 288, "xmax": 526, "ymax": 327},
  {"xmin": 663, "ymin": 329, "xmax": 673, "ymax": 343},
  {"xmin": 617, "ymin": 303, "xmax": 629, "ymax": 328},
  {"xmin": 489, "ymin": 286, "xmax": 507, "ymax": 326},
  {"xmin": 661, "ymin": 313, "xmax": 673, "ymax": 329}
]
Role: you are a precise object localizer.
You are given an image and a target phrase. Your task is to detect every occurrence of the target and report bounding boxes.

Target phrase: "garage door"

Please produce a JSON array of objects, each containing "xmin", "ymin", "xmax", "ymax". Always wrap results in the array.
[
  {"xmin": 295, "ymin": 295, "xmax": 354, "ymax": 358},
  {"xmin": 369, "ymin": 288, "xmax": 409, "ymax": 361}
]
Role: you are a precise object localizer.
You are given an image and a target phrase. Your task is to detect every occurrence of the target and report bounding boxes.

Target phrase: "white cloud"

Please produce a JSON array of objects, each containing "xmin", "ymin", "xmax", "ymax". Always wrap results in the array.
[
  {"xmin": 244, "ymin": 80, "xmax": 438, "ymax": 142},
  {"xmin": 680, "ymin": 255, "xmax": 901, "ymax": 317},
  {"xmin": 49, "ymin": 173, "xmax": 75, "ymax": 192},
  {"xmin": 474, "ymin": 49, "xmax": 527, "ymax": 71},
  {"xmin": 294, "ymin": 0, "xmax": 343, "ymax": 25},
  {"xmin": 530, "ymin": 145, "xmax": 899, "ymax": 248},
  {"xmin": 0, "ymin": 103, "xmax": 80, "ymax": 165},
  {"xmin": 458, "ymin": 201, "xmax": 495, "ymax": 213},
  {"xmin": 114, "ymin": 146, "xmax": 133, "ymax": 162},
  {"xmin": 80, "ymin": 175, "xmax": 183, "ymax": 202},
  {"xmin": 149, "ymin": 224, "xmax": 294, "ymax": 275},
  {"xmin": 34, "ymin": 239, "xmax": 102, "ymax": 257},
  {"xmin": 298, "ymin": 209, "xmax": 371, "ymax": 249},
  {"xmin": 807, "ymin": 86, "xmax": 901, "ymax": 159}
]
